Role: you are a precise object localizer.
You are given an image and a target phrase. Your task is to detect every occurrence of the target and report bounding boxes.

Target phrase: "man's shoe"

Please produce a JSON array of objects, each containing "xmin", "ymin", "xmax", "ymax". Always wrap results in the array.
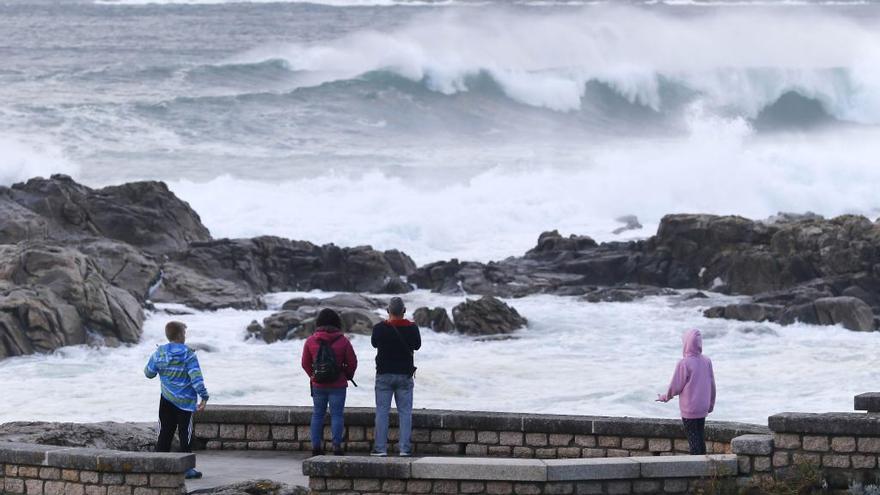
[
  {"xmin": 184, "ymin": 468, "xmax": 203, "ymax": 480},
  {"xmin": 311, "ymin": 447, "xmax": 325, "ymax": 456},
  {"xmin": 399, "ymin": 451, "xmax": 412, "ymax": 457},
  {"xmin": 369, "ymin": 450, "xmax": 387, "ymax": 457}
]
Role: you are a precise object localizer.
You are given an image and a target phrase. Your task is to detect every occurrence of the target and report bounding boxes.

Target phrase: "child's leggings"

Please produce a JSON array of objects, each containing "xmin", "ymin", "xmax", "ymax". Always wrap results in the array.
[{"xmin": 682, "ymin": 417, "xmax": 706, "ymax": 455}]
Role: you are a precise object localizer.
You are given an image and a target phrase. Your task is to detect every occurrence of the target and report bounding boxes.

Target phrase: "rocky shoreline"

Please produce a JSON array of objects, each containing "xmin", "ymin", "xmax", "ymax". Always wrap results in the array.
[{"xmin": 2, "ymin": 174, "xmax": 879, "ymax": 358}]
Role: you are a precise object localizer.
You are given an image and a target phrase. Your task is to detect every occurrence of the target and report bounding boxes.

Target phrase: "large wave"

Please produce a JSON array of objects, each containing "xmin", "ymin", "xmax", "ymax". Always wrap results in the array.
[
  {"xmin": 213, "ymin": 6, "xmax": 880, "ymax": 124},
  {"xmin": 0, "ymin": 135, "xmax": 80, "ymax": 186}
]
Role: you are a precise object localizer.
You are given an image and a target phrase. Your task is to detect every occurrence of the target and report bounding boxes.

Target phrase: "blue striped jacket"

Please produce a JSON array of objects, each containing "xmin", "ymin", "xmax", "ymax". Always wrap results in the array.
[{"xmin": 145, "ymin": 343, "xmax": 209, "ymax": 412}]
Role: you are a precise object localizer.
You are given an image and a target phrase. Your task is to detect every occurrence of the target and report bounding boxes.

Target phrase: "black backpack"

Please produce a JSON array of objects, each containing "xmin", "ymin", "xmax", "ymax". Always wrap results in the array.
[{"xmin": 313, "ymin": 340, "xmax": 340, "ymax": 384}]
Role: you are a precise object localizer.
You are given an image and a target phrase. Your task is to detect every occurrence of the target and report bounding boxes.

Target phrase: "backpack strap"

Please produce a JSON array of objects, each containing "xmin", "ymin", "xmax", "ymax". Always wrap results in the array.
[{"xmin": 387, "ymin": 321, "xmax": 413, "ymax": 356}]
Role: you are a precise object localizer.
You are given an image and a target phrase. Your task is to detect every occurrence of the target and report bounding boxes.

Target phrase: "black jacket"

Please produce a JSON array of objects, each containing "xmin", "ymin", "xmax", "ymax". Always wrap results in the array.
[{"xmin": 372, "ymin": 319, "xmax": 421, "ymax": 375}]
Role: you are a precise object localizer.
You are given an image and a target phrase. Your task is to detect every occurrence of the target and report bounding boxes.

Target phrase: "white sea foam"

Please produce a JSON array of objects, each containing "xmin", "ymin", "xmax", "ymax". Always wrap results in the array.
[
  {"xmin": 0, "ymin": 135, "xmax": 80, "ymax": 186},
  {"xmin": 167, "ymin": 110, "xmax": 880, "ymax": 265},
  {"xmin": 227, "ymin": 6, "xmax": 880, "ymax": 121},
  {"xmin": 0, "ymin": 290, "xmax": 876, "ymax": 424}
]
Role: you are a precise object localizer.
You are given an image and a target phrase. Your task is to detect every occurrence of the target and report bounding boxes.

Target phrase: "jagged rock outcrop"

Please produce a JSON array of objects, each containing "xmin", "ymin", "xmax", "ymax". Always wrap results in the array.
[
  {"xmin": 413, "ymin": 307, "xmax": 455, "ymax": 333},
  {"xmin": 0, "ymin": 175, "xmax": 210, "ymax": 254},
  {"xmin": 247, "ymin": 294, "xmax": 386, "ymax": 343},
  {"xmin": 408, "ymin": 213, "xmax": 880, "ymax": 331},
  {"xmin": 451, "ymin": 296, "xmax": 528, "ymax": 336},
  {"xmin": 153, "ymin": 237, "xmax": 415, "ymax": 310},
  {"xmin": 190, "ymin": 480, "xmax": 307, "ymax": 495},
  {"xmin": 0, "ymin": 243, "xmax": 144, "ymax": 358},
  {"xmin": 0, "ymin": 422, "xmax": 157, "ymax": 452},
  {"xmin": 705, "ymin": 296, "xmax": 876, "ymax": 331}
]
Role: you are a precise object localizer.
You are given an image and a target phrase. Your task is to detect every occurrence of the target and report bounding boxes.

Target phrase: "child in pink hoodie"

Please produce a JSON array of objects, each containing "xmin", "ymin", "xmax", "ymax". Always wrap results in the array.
[{"xmin": 657, "ymin": 329, "xmax": 716, "ymax": 455}]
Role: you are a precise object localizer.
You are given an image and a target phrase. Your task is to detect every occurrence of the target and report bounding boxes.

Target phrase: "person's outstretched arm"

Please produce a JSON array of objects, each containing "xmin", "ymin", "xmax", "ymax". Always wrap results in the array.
[
  {"xmin": 658, "ymin": 360, "xmax": 688, "ymax": 402},
  {"xmin": 186, "ymin": 353, "xmax": 210, "ymax": 411},
  {"xmin": 144, "ymin": 350, "xmax": 159, "ymax": 379}
]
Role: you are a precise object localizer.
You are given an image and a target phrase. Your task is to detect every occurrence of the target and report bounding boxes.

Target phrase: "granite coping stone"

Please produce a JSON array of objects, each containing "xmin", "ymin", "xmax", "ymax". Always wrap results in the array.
[
  {"xmin": 196, "ymin": 406, "xmax": 766, "ymax": 442},
  {"xmin": 638, "ymin": 455, "xmax": 738, "ymax": 478},
  {"xmin": 411, "ymin": 457, "xmax": 547, "ymax": 481},
  {"xmin": 303, "ymin": 455, "xmax": 742, "ymax": 482},
  {"xmin": 545, "ymin": 458, "xmax": 640, "ymax": 481},
  {"xmin": 730, "ymin": 435, "xmax": 774, "ymax": 456},
  {"xmin": 0, "ymin": 443, "xmax": 194, "ymax": 473},
  {"xmin": 769, "ymin": 412, "xmax": 880, "ymax": 435},
  {"xmin": 302, "ymin": 456, "xmax": 412, "ymax": 479},
  {"xmin": 854, "ymin": 393, "xmax": 880, "ymax": 413}
]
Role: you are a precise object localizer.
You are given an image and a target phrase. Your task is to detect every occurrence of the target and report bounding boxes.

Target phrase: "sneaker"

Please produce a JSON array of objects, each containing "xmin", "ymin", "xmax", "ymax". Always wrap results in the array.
[
  {"xmin": 333, "ymin": 446, "xmax": 344, "ymax": 456},
  {"xmin": 369, "ymin": 450, "xmax": 387, "ymax": 457},
  {"xmin": 399, "ymin": 452, "xmax": 412, "ymax": 457},
  {"xmin": 184, "ymin": 468, "xmax": 203, "ymax": 480}
]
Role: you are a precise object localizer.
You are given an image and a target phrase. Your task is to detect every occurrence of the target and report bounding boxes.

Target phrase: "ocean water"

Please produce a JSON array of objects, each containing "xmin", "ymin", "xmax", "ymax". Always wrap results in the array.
[{"xmin": 1, "ymin": 0, "xmax": 880, "ymax": 423}]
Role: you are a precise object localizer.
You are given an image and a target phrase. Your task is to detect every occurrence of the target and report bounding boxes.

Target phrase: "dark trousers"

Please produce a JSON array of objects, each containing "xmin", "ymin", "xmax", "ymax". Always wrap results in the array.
[
  {"xmin": 156, "ymin": 396, "xmax": 194, "ymax": 453},
  {"xmin": 682, "ymin": 418, "xmax": 706, "ymax": 455}
]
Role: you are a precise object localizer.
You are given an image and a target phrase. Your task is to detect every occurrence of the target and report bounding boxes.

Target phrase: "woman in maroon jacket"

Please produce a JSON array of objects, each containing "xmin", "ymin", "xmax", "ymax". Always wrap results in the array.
[{"xmin": 301, "ymin": 308, "xmax": 358, "ymax": 456}]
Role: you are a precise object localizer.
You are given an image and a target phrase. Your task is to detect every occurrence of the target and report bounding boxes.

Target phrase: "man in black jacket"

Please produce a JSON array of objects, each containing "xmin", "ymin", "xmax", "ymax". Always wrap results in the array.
[{"xmin": 371, "ymin": 297, "xmax": 421, "ymax": 456}]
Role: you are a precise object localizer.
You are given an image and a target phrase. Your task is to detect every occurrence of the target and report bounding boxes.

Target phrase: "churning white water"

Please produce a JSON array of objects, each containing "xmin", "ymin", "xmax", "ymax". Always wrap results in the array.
[
  {"xmin": 2, "ymin": 1, "xmax": 880, "ymax": 423},
  {"xmin": 0, "ymin": 290, "xmax": 877, "ymax": 425}
]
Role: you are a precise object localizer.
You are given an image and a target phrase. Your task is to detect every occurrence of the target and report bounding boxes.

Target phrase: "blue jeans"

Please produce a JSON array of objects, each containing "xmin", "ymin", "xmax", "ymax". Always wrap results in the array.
[
  {"xmin": 311, "ymin": 387, "xmax": 346, "ymax": 449},
  {"xmin": 374, "ymin": 373, "xmax": 414, "ymax": 454}
]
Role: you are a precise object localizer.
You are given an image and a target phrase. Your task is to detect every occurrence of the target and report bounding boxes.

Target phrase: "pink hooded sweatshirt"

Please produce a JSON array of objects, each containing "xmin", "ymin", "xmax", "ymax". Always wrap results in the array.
[{"xmin": 659, "ymin": 329, "xmax": 716, "ymax": 419}]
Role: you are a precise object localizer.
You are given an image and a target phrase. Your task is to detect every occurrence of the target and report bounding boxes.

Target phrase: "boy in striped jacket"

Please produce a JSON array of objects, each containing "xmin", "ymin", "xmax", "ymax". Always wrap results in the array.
[{"xmin": 145, "ymin": 321, "xmax": 209, "ymax": 479}]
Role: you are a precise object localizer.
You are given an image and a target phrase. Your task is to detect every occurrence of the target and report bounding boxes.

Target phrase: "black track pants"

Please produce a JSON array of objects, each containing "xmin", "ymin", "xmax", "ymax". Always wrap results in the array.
[
  {"xmin": 156, "ymin": 396, "xmax": 194, "ymax": 453},
  {"xmin": 682, "ymin": 417, "xmax": 707, "ymax": 455}
]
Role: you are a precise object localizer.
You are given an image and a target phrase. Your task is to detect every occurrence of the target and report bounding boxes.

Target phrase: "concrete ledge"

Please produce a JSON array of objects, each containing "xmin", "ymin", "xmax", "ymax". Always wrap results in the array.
[
  {"xmin": 522, "ymin": 414, "xmax": 596, "ymax": 435},
  {"xmin": 0, "ymin": 442, "xmax": 195, "ymax": 473},
  {"xmin": 443, "ymin": 411, "xmax": 522, "ymax": 431},
  {"xmin": 94, "ymin": 452, "xmax": 196, "ymax": 473},
  {"xmin": 769, "ymin": 412, "xmax": 880, "ymax": 435},
  {"xmin": 638, "ymin": 455, "xmax": 738, "ymax": 478},
  {"xmin": 0, "ymin": 442, "xmax": 57, "ymax": 465},
  {"xmin": 196, "ymin": 405, "xmax": 295, "ymax": 424},
  {"xmin": 411, "ymin": 457, "xmax": 546, "ymax": 481},
  {"xmin": 592, "ymin": 418, "xmax": 684, "ymax": 438},
  {"xmin": 303, "ymin": 454, "xmax": 740, "ymax": 483},
  {"xmin": 730, "ymin": 435, "xmax": 773, "ymax": 456},
  {"xmin": 545, "ymin": 458, "xmax": 639, "ymax": 481},
  {"xmin": 855, "ymin": 393, "xmax": 880, "ymax": 413},
  {"xmin": 302, "ymin": 456, "xmax": 412, "ymax": 479}
]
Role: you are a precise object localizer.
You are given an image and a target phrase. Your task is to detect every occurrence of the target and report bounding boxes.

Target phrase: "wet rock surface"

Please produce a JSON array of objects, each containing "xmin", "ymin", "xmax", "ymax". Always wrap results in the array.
[
  {"xmin": 451, "ymin": 296, "xmax": 528, "ymax": 336},
  {"xmin": 0, "ymin": 421, "xmax": 158, "ymax": 452}
]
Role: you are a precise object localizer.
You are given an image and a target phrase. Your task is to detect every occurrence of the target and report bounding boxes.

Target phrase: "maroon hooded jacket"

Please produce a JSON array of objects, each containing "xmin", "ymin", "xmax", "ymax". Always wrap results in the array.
[{"xmin": 301, "ymin": 326, "xmax": 358, "ymax": 389}]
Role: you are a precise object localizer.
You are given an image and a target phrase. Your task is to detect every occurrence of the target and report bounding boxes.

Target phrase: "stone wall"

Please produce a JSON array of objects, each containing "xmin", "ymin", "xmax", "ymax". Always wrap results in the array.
[
  {"xmin": 0, "ymin": 442, "xmax": 194, "ymax": 495},
  {"xmin": 764, "ymin": 412, "xmax": 880, "ymax": 489},
  {"xmin": 302, "ymin": 454, "xmax": 740, "ymax": 495},
  {"xmin": 193, "ymin": 406, "xmax": 766, "ymax": 458}
]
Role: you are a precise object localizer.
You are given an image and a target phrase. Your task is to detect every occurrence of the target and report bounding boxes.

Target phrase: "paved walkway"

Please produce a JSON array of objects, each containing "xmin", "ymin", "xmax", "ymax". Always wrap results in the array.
[{"xmin": 186, "ymin": 451, "xmax": 311, "ymax": 492}]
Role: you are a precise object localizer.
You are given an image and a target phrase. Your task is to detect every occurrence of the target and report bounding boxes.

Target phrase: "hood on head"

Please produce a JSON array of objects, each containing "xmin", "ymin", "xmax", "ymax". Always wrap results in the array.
[
  {"xmin": 314, "ymin": 326, "xmax": 343, "ymax": 342},
  {"xmin": 682, "ymin": 329, "xmax": 702, "ymax": 357},
  {"xmin": 164, "ymin": 342, "xmax": 190, "ymax": 356}
]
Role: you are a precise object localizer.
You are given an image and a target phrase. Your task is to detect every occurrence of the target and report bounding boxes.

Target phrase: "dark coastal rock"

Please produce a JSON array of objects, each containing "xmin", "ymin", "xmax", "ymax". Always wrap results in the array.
[
  {"xmin": 154, "ymin": 237, "xmax": 415, "ymax": 309},
  {"xmin": 409, "ymin": 213, "xmax": 880, "ymax": 331},
  {"xmin": 0, "ymin": 175, "xmax": 210, "ymax": 254},
  {"xmin": 190, "ymin": 480, "xmax": 307, "ymax": 495},
  {"xmin": 413, "ymin": 307, "xmax": 455, "ymax": 333},
  {"xmin": 0, "ymin": 243, "xmax": 144, "ymax": 358},
  {"xmin": 0, "ymin": 422, "xmax": 157, "ymax": 452},
  {"xmin": 451, "ymin": 296, "xmax": 527, "ymax": 335},
  {"xmin": 707, "ymin": 297, "xmax": 874, "ymax": 331},
  {"xmin": 281, "ymin": 294, "xmax": 385, "ymax": 312},
  {"xmin": 583, "ymin": 285, "xmax": 678, "ymax": 303},
  {"xmin": 151, "ymin": 262, "xmax": 264, "ymax": 311},
  {"xmin": 75, "ymin": 239, "xmax": 161, "ymax": 302},
  {"xmin": 249, "ymin": 294, "xmax": 385, "ymax": 343},
  {"xmin": 704, "ymin": 303, "xmax": 783, "ymax": 323}
]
